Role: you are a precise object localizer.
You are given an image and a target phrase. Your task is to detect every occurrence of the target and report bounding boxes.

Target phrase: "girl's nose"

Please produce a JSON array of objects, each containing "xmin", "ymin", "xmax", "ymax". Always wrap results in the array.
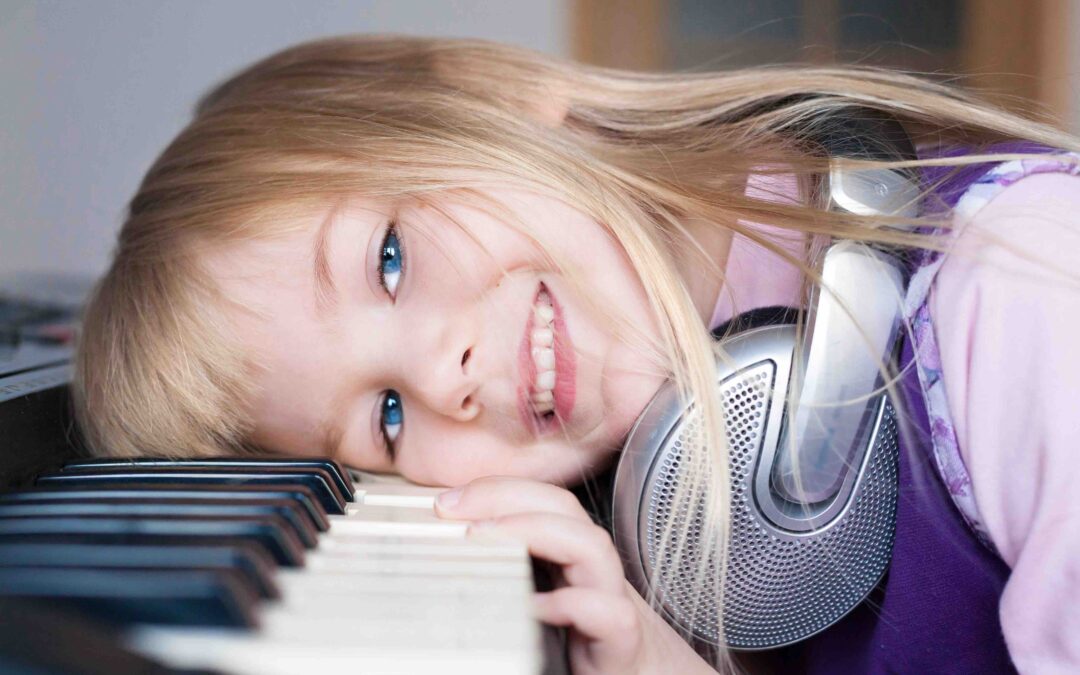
[{"xmin": 411, "ymin": 315, "xmax": 481, "ymax": 422}]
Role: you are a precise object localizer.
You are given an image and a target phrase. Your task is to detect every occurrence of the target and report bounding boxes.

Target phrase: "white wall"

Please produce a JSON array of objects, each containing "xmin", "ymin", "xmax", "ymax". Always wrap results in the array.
[{"xmin": 0, "ymin": 0, "xmax": 569, "ymax": 279}]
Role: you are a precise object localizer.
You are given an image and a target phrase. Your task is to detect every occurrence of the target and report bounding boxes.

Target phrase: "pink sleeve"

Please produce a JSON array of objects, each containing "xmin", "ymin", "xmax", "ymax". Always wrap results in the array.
[{"xmin": 929, "ymin": 172, "xmax": 1080, "ymax": 673}]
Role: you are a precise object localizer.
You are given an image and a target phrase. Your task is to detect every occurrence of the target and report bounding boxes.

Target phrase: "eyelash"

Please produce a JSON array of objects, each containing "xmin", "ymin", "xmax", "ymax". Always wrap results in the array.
[
  {"xmin": 379, "ymin": 390, "xmax": 403, "ymax": 461},
  {"xmin": 376, "ymin": 220, "xmax": 406, "ymax": 459},
  {"xmin": 376, "ymin": 220, "xmax": 405, "ymax": 301}
]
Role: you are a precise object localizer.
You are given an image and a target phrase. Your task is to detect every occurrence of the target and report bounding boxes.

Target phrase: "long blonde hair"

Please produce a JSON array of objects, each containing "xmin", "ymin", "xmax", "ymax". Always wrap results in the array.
[{"xmin": 74, "ymin": 34, "xmax": 1080, "ymax": 673}]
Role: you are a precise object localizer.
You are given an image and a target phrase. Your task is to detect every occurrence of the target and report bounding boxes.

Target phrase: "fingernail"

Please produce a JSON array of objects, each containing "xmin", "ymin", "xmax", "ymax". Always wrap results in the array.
[{"xmin": 436, "ymin": 487, "xmax": 462, "ymax": 509}]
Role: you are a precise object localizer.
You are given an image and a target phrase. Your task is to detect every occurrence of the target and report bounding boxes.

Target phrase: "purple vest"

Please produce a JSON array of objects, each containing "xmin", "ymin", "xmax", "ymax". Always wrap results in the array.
[{"xmin": 765, "ymin": 141, "xmax": 1062, "ymax": 674}]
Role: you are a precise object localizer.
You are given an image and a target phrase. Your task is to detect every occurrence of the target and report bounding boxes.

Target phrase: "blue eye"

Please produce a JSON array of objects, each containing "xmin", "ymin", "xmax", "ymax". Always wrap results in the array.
[
  {"xmin": 378, "ymin": 222, "xmax": 404, "ymax": 299},
  {"xmin": 379, "ymin": 390, "xmax": 403, "ymax": 459}
]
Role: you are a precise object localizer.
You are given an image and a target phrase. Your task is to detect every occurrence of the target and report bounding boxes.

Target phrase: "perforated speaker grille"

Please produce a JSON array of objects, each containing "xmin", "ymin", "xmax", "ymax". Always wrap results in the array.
[{"xmin": 643, "ymin": 361, "xmax": 899, "ymax": 649}]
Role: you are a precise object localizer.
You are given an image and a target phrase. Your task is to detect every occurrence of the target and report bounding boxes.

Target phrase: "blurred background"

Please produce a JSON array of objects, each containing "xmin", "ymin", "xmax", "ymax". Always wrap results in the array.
[{"xmin": 3, "ymin": 0, "xmax": 1079, "ymax": 281}]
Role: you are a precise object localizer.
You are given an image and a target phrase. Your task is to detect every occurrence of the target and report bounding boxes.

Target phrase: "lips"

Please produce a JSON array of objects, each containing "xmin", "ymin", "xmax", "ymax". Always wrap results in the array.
[{"xmin": 516, "ymin": 281, "xmax": 576, "ymax": 437}]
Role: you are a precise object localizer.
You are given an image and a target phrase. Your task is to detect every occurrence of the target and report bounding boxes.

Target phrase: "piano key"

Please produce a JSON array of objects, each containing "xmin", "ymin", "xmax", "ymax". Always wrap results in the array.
[
  {"xmin": 255, "ymin": 598, "xmax": 533, "ymax": 644},
  {"xmin": 315, "ymin": 534, "xmax": 526, "ymax": 560},
  {"xmin": 37, "ymin": 468, "xmax": 346, "ymax": 515},
  {"xmin": 0, "ymin": 515, "xmax": 305, "ymax": 567},
  {"xmin": 0, "ymin": 568, "xmax": 259, "ymax": 628},
  {"xmin": 272, "ymin": 547, "xmax": 532, "ymax": 607},
  {"xmin": 0, "ymin": 498, "xmax": 319, "ymax": 548},
  {"xmin": 63, "ymin": 457, "xmax": 355, "ymax": 501},
  {"xmin": 54, "ymin": 464, "xmax": 348, "ymax": 506},
  {"xmin": 296, "ymin": 555, "xmax": 529, "ymax": 578},
  {"xmin": 129, "ymin": 627, "xmax": 539, "ymax": 675},
  {"xmin": 275, "ymin": 570, "xmax": 527, "ymax": 599},
  {"xmin": 354, "ymin": 482, "xmax": 444, "ymax": 508},
  {"xmin": 1, "ymin": 483, "xmax": 331, "ymax": 531},
  {"xmin": 0, "ymin": 541, "xmax": 280, "ymax": 599},
  {"xmin": 327, "ymin": 502, "xmax": 470, "ymax": 538}
]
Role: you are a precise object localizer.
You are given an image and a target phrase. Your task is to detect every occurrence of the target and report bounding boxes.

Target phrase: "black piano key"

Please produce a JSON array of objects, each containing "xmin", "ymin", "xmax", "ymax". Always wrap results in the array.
[
  {"xmin": 0, "ymin": 516, "xmax": 305, "ymax": 567},
  {"xmin": 38, "ymin": 467, "xmax": 347, "ymax": 515},
  {"xmin": 0, "ymin": 542, "xmax": 279, "ymax": 600},
  {"xmin": 0, "ymin": 499, "xmax": 319, "ymax": 548},
  {"xmin": 64, "ymin": 457, "xmax": 355, "ymax": 501},
  {"xmin": 0, "ymin": 484, "xmax": 330, "ymax": 531},
  {"xmin": 54, "ymin": 464, "xmax": 348, "ymax": 506},
  {"xmin": 0, "ymin": 598, "xmax": 195, "ymax": 675},
  {"xmin": 0, "ymin": 567, "xmax": 258, "ymax": 628}
]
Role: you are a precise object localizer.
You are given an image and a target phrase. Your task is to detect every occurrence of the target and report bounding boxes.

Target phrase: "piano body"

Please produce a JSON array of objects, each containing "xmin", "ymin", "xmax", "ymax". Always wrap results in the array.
[{"xmin": 0, "ymin": 292, "xmax": 552, "ymax": 674}]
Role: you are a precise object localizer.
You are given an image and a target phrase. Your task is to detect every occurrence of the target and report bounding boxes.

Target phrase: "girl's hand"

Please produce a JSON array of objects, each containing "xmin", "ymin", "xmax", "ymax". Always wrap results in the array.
[{"xmin": 434, "ymin": 476, "xmax": 717, "ymax": 675}]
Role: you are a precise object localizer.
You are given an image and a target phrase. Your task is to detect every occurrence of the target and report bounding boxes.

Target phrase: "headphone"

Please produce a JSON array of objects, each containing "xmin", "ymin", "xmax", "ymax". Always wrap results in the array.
[{"xmin": 610, "ymin": 108, "xmax": 923, "ymax": 651}]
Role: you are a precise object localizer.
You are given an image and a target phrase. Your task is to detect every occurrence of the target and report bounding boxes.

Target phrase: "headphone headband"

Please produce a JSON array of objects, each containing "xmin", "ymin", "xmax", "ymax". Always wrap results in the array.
[{"xmin": 773, "ymin": 108, "xmax": 919, "ymax": 508}]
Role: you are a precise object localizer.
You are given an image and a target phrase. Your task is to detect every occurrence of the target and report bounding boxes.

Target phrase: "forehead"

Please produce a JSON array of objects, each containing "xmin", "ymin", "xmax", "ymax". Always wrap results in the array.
[
  {"xmin": 200, "ymin": 197, "xmax": 386, "ymax": 295},
  {"xmin": 195, "ymin": 200, "xmax": 366, "ymax": 457}
]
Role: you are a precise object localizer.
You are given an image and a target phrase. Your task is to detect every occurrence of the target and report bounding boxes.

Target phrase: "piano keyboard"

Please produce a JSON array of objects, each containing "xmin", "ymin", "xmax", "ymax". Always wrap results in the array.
[{"xmin": 0, "ymin": 457, "xmax": 544, "ymax": 674}]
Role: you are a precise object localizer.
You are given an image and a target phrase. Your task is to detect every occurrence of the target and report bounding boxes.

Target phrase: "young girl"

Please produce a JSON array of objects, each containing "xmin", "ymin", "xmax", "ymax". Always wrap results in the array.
[{"xmin": 73, "ymin": 35, "xmax": 1080, "ymax": 674}]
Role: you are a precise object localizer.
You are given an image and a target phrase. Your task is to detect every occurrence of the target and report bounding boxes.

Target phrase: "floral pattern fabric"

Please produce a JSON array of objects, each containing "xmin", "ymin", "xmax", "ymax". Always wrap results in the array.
[{"xmin": 902, "ymin": 151, "xmax": 1080, "ymax": 556}]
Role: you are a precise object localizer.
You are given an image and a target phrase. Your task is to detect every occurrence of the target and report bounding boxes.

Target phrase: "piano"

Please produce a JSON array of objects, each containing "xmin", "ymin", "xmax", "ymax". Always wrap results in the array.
[{"xmin": 0, "ymin": 290, "xmax": 562, "ymax": 674}]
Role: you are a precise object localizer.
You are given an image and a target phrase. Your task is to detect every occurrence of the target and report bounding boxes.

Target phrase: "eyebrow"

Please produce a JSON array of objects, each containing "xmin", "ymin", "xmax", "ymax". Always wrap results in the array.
[{"xmin": 312, "ymin": 201, "xmax": 344, "ymax": 316}]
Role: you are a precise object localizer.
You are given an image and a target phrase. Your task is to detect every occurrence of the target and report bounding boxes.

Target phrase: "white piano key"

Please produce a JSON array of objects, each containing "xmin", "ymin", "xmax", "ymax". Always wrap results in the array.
[
  {"xmin": 316, "ymin": 534, "xmax": 525, "ymax": 560},
  {"xmin": 263, "ymin": 592, "xmax": 531, "ymax": 626},
  {"xmin": 302, "ymin": 554, "xmax": 529, "ymax": 577},
  {"xmin": 354, "ymin": 483, "xmax": 443, "ymax": 508},
  {"xmin": 330, "ymin": 504, "xmax": 469, "ymax": 537},
  {"xmin": 266, "ymin": 583, "xmax": 530, "ymax": 616},
  {"xmin": 255, "ymin": 613, "xmax": 536, "ymax": 650},
  {"xmin": 276, "ymin": 570, "xmax": 529, "ymax": 598},
  {"xmin": 129, "ymin": 627, "xmax": 541, "ymax": 675},
  {"xmin": 286, "ymin": 528, "xmax": 531, "ymax": 592}
]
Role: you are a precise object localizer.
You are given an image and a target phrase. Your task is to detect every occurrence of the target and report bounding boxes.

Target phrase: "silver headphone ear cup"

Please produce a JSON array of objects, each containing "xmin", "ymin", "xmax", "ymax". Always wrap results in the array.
[{"xmin": 612, "ymin": 324, "xmax": 899, "ymax": 650}]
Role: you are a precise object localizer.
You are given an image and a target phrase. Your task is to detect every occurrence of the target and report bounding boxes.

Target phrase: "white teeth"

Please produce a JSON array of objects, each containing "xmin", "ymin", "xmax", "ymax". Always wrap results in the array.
[
  {"xmin": 532, "ymin": 347, "xmax": 555, "ymax": 370},
  {"xmin": 529, "ymin": 289, "xmax": 559, "ymax": 418},
  {"xmin": 531, "ymin": 328, "xmax": 553, "ymax": 348},
  {"xmin": 534, "ymin": 304, "xmax": 554, "ymax": 325},
  {"xmin": 536, "ymin": 370, "xmax": 556, "ymax": 392}
]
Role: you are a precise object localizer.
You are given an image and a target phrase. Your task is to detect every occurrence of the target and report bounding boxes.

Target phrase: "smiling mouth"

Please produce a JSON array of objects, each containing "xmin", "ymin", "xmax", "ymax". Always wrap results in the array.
[{"xmin": 518, "ymin": 281, "xmax": 576, "ymax": 435}]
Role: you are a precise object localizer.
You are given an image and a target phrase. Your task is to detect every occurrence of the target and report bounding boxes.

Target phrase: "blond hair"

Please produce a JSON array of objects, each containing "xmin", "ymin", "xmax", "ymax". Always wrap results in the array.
[{"xmin": 74, "ymin": 35, "xmax": 1080, "ymax": 673}]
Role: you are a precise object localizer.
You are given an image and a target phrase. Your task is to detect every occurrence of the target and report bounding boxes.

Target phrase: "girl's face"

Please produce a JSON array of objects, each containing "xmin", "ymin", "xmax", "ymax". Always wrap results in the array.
[{"xmin": 207, "ymin": 188, "xmax": 669, "ymax": 487}]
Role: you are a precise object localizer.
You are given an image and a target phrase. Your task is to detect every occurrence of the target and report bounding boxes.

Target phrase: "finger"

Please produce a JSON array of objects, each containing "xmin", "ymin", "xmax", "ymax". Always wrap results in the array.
[
  {"xmin": 534, "ymin": 587, "xmax": 641, "ymax": 648},
  {"xmin": 434, "ymin": 475, "xmax": 589, "ymax": 522},
  {"xmin": 472, "ymin": 512, "xmax": 624, "ymax": 594}
]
